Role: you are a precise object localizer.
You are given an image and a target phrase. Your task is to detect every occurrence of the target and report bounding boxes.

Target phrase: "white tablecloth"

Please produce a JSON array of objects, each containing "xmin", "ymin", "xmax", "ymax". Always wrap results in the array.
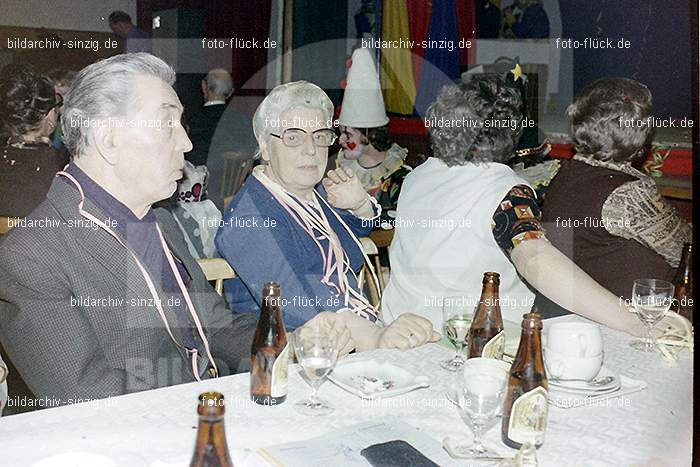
[{"xmin": 0, "ymin": 316, "xmax": 692, "ymax": 466}]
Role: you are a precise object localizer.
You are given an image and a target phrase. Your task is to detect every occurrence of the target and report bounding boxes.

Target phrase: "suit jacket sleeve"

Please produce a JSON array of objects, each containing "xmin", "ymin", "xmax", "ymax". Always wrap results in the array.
[{"xmin": 0, "ymin": 246, "xmax": 148, "ymax": 402}]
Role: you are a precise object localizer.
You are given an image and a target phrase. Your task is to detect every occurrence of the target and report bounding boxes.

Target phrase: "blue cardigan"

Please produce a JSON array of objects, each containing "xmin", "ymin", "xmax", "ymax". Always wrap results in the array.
[{"xmin": 215, "ymin": 175, "xmax": 373, "ymax": 329}]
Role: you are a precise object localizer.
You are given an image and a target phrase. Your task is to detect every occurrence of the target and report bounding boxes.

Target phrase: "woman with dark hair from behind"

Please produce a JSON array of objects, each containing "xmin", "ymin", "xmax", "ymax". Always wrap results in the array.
[
  {"xmin": 541, "ymin": 78, "xmax": 692, "ymax": 299},
  {"xmin": 0, "ymin": 64, "xmax": 67, "ymax": 217},
  {"xmin": 382, "ymin": 73, "xmax": 688, "ymax": 337}
]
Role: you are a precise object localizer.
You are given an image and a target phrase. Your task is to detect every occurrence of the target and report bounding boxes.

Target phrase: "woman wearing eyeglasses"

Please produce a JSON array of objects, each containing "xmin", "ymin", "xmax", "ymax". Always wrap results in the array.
[
  {"xmin": 0, "ymin": 64, "xmax": 68, "ymax": 218},
  {"xmin": 215, "ymin": 81, "xmax": 438, "ymax": 351}
]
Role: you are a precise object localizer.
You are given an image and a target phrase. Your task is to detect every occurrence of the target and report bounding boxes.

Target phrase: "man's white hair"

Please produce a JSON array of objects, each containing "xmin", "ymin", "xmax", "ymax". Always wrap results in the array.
[
  {"xmin": 252, "ymin": 81, "xmax": 334, "ymax": 157},
  {"xmin": 205, "ymin": 68, "xmax": 233, "ymax": 97},
  {"xmin": 61, "ymin": 52, "xmax": 175, "ymax": 157}
]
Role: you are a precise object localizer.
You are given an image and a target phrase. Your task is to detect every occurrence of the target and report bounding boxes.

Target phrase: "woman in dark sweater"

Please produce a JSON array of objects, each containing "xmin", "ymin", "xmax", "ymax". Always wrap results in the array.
[
  {"xmin": 542, "ymin": 78, "xmax": 692, "ymax": 299},
  {"xmin": 0, "ymin": 64, "xmax": 68, "ymax": 218}
]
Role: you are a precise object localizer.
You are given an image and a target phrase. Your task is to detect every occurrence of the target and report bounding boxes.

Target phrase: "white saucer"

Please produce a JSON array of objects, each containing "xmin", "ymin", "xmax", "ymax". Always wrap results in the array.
[{"xmin": 549, "ymin": 367, "xmax": 621, "ymax": 394}]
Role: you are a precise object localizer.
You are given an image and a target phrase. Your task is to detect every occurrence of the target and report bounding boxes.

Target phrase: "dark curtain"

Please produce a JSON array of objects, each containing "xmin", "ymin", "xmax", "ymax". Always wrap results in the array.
[
  {"xmin": 291, "ymin": 0, "xmax": 349, "ymax": 105},
  {"xmin": 560, "ymin": 0, "xmax": 691, "ymax": 118}
]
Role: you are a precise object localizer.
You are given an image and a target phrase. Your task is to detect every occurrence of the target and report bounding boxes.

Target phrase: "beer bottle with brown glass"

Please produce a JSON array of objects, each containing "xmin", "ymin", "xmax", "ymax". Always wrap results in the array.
[
  {"xmin": 467, "ymin": 272, "xmax": 505, "ymax": 359},
  {"xmin": 501, "ymin": 309, "xmax": 548, "ymax": 449},
  {"xmin": 190, "ymin": 392, "xmax": 233, "ymax": 467},
  {"xmin": 250, "ymin": 282, "xmax": 289, "ymax": 405},
  {"xmin": 671, "ymin": 243, "xmax": 693, "ymax": 323}
]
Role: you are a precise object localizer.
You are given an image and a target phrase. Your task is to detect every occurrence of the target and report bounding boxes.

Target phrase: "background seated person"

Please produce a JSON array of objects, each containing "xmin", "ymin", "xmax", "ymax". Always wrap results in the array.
[
  {"xmin": 216, "ymin": 81, "xmax": 438, "ymax": 351},
  {"xmin": 185, "ymin": 68, "xmax": 234, "ymax": 167},
  {"xmin": 504, "ymin": 0, "xmax": 550, "ymax": 38},
  {"xmin": 0, "ymin": 64, "xmax": 67, "ymax": 217},
  {"xmin": 335, "ymin": 48, "xmax": 411, "ymax": 213},
  {"xmin": 541, "ymin": 78, "xmax": 692, "ymax": 299},
  {"xmin": 381, "ymin": 73, "xmax": 684, "ymax": 337},
  {"xmin": 166, "ymin": 161, "xmax": 222, "ymax": 259}
]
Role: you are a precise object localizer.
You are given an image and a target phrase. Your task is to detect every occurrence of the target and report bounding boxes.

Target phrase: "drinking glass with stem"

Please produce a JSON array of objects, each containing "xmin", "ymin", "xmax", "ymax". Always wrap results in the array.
[
  {"xmin": 440, "ymin": 296, "xmax": 473, "ymax": 371},
  {"xmin": 630, "ymin": 279, "xmax": 674, "ymax": 352},
  {"xmin": 448, "ymin": 361, "xmax": 508, "ymax": 458},
  {"xmin": 292, "ymin": 326, "xmax": 339, "ymax": 415}
]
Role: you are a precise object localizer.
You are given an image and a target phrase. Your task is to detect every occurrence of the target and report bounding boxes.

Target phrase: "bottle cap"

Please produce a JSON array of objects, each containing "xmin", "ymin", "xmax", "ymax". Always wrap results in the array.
[
  {"xmin": 197, "ymin": 392, "xmax": 226, "ymax": 416},
  {"xmin": 263, "ymin": 282, "xmax": 281, "ymax": 296},
  {"xmin": 483, "ymin": 271, "xmax": 500, "ymax": 284},
  {"xmin": 521, "ymin": 308, "xmax": 543, "ymax": 329}
]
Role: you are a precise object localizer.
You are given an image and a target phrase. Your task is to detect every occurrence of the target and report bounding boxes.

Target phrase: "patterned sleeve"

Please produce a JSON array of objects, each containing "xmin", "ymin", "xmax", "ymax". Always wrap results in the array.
[
  {"xmin": 601, "ymin": 178, "xmax": 692, "ymax": 267},
  {"xmin": 491, "ymin": 184, "xmax": 547, "ymax": 257}
]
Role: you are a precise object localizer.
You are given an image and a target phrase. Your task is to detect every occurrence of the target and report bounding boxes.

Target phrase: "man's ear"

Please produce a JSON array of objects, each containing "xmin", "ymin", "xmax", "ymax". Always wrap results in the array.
[
  {"xmin": 90, "ymin": 123, "xmax": 120, "ymax": 166},
  {"xmin": 201, "ymin": 80, "xmax": 208, "ymax": 98}
]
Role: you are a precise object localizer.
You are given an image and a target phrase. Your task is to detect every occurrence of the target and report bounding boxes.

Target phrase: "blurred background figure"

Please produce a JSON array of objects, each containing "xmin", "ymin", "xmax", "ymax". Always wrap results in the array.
[
  {"xmin": 186, "ymin": 68, "xmax": 234, "ymax": 167},
  {"xmin": 503, "ymin": 0, "xmax": 550, "ymax": 38},
  {"xmin": 476, "ymin": 0, "xmax": 502, "ymax": 38},
  {"xmin": 336, "ymin": 49, "xmax": 411, "ymax": 213},
  {"xmin": 183, "ymin": 68, "xmax": 257, "ymax": 211},
  {"xmin": 108, "ymin": 10, "xmax": 152, "ymax": 53},
  {"xmin": 47, "ymin": 68, "xmax": 77, "ymax": 152},
  {"xmin": 169, "ymin": 161, "xmax": 222, "ymax": 259},
  {"xmin": 0, "ymin": 64, "xmax": 67, "ymax": 217}
]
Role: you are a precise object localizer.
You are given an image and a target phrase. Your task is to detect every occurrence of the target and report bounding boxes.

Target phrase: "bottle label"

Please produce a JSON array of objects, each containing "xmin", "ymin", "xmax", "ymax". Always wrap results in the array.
[
  {"xmin": 481, "ymin": 330, "xmax": 505, "ymax": 359},
  {"xmin": 270, "ymin": 343, "xmax": 290, "ymax": 398},
  {"xmin": 508, "ymin": 386, "xmax": 548, "ymax": 445}
]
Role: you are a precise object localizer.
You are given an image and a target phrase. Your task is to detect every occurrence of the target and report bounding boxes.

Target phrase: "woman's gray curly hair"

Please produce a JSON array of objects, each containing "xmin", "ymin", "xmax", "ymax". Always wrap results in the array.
[{"xmin": 426, "ymin": 74, "xmax": 523, "ymax": 166}]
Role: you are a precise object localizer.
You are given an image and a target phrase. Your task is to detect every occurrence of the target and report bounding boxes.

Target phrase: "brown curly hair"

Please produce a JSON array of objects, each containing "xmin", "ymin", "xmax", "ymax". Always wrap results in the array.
[
  {"xmin": 567, "ymin": 77, "xmax": 654, "ymax": 163},
  {"xmin": 355, "ymin": 125, "xmax": 394, "ymax": 152},
  {"xmin": 0, "ymin": 64, "xmax": 57, "ymax": 139}
]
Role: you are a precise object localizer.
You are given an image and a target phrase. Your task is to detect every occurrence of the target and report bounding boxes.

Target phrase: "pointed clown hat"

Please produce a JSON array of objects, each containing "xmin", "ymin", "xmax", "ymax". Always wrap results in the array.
[{"xmin": 337, "ymin": 48, "xmax": 389, "ymax": 128}]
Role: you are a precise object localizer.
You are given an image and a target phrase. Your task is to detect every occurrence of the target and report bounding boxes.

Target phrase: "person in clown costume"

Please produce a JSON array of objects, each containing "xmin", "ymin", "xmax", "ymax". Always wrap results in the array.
[{"xmin": 335, "ymin": 48, "xmax": 412, "ymax": 213}]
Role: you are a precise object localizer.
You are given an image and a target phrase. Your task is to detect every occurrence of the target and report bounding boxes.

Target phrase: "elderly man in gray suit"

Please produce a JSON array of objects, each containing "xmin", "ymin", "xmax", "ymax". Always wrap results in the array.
[{"xmin": 0, "ymin": 53, "xmax": 351, "ymax": 406}]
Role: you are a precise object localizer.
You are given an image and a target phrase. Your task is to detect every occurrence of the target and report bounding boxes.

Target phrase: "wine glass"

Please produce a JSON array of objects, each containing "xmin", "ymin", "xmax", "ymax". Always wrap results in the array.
[
  {"xmin": 440, "ymin": 296, "xmax": 473, "ymax": 371},
  {"xmin": 449, "ymin": 359, "xmax": 508, "ymax": 457},
  {"xmin": 292, "ymin": 327, "xmax": 339, "ymax": 416},
  {"xmin": 630, "ymin": 279, "xmax": 674, "ymax": 352}
]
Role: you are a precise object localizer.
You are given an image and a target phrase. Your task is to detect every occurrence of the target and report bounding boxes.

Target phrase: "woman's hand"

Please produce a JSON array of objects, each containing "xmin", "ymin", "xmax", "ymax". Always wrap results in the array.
[
  {"xmin": 377, "ymin": 314, "xmax": 441, "ymax": 350},
  {"xmin": 303, "ymin": 311, "xmax": 355, "ymax": 357},
  {"xmin": 322, "ymin": 167, "xmax": 369, "ymax": 212}
]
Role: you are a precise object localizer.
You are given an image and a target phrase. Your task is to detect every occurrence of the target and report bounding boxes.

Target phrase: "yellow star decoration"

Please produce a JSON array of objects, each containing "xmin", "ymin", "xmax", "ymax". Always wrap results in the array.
[{"xmin": 511, "ymin": 63, "xmax": 523, "ymax": 82}]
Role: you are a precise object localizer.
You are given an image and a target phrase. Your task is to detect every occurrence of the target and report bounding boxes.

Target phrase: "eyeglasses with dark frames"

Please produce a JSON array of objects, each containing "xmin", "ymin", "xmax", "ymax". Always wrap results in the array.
[{"xmin": 270, "ymin": 128, "xmax": 337, "ymax": 148}]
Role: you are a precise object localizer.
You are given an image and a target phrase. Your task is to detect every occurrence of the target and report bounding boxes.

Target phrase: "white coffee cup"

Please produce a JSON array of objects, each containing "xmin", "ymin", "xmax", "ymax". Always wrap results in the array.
[
  {"xmin": 546, "ymin": 322, "xmax": 603, "ymax": 358},
  {"xmin": 544, "ymin": 346, "xmax": 603, "ymax": 381}
]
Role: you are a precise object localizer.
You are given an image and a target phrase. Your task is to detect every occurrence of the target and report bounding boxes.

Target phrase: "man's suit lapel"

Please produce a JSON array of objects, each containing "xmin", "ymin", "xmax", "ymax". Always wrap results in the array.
[{"xmin": 47, "ymin": 177, "xmax": 153, "ymax": 300}]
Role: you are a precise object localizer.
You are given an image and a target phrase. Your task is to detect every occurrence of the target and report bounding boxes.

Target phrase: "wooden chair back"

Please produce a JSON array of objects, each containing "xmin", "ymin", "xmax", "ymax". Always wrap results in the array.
[
  {"xmin": 221, "ymin": 153, "xmax": 253, "ymax": 199},
  {"xmin": 0, "ymin": 217, "xmax": 15, "ymax": 235},
  {"xmin": 358, "ymin": 236, "xmax": 385, "ymax": 309},
  {"xmin": 196, "ymin": 258, "xmax": 236, "ymax": 296}
]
